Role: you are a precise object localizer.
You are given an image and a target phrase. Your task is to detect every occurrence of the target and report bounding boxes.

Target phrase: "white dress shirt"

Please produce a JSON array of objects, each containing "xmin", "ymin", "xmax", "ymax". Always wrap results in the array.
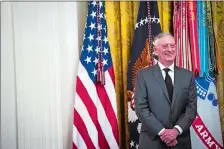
[
  {"xmin": 157, "ymin": 61, "xmax": 183, "ymax": 136},
  {"xmin": 158, "ymin": 61, "xmax": 174, "ymax": 85}
]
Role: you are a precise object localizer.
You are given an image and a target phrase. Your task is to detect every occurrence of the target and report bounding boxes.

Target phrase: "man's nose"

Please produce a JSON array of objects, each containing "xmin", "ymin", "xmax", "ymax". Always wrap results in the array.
[{"xmin": 167, "ymin": 45, "xmax": 173, "ymax": 51}]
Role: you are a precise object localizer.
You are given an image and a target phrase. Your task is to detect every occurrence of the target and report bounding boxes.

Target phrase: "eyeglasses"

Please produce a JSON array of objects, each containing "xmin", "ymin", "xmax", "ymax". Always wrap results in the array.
[{"xmin": 161, "ymin": 44, "xmax": 176, "ymax": 49}]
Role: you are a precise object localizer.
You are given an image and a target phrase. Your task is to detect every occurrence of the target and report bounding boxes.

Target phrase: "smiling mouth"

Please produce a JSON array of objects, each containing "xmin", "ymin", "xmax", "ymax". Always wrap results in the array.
[{"xmin": 165, "ymin": 53, "xmax": 173, "ymax": 56}]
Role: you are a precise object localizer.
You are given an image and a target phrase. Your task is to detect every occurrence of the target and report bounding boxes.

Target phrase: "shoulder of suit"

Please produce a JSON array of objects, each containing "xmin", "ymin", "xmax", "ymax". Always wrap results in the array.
[
  {"xmin": 175, "ymin": 66, "xmax": 194, "ymax": 76},
  {"xmin": 137, "ymin": 65, "xmax": 155, "ymax": 75}
]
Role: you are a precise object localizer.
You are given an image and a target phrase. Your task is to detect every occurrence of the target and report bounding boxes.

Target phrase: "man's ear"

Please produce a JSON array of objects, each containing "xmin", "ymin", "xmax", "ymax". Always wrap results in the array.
[{"xmin": 153, "ymin": 47, "xmax": 158, "ymax": 56}]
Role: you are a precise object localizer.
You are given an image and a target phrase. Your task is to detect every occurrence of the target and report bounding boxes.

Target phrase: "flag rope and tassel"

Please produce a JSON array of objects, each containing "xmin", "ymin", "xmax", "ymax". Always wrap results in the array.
[
  {"xmin": 96, "ymin": 2, "xmax": 105, "ymax": 85},
  {"xmin": 147, "ymin": 1, "xmax": 154, "ymax": 66}
]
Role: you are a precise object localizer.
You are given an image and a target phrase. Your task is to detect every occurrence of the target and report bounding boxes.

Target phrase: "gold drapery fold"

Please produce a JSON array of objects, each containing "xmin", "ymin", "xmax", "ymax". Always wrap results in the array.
[
  {"xmin": 212, "ymin": 1, "xmax": 224, "ymax": 142},
  {"xmin": 158, "ymin": 1, "xmax": 173, "ymax": 33},
  {"xmin": 105, "ymin": 2, "xmax": 138, "ymax": 148}
]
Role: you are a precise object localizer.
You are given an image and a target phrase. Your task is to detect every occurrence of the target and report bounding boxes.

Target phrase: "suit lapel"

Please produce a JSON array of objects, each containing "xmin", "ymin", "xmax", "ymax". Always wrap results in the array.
[
  {"xmin": 153, "ymin": 64, "xmax": 171, "ymax": 104},
  {"xmin": 171, "ymin": 66, "xmax": 181, "ymax": 109}
]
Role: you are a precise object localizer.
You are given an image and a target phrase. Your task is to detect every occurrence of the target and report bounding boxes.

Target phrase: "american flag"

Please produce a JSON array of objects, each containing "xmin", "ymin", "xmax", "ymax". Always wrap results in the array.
[{"xmin": 73, "ymin": 1, "xmax": 119, "ymax": 149}]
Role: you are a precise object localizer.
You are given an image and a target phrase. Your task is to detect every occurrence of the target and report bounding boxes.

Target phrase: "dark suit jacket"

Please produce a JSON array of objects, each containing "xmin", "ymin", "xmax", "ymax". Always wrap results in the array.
[{"xmin": 134, "ymin": 64, "xmax": 197, "ymax": 149}]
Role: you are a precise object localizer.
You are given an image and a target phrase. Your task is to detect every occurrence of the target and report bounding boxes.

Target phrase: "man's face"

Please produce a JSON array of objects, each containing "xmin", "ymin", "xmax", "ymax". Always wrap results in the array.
[{"xmin": 154, "ymin": 35, "xmax": 176, "ymax": 65}]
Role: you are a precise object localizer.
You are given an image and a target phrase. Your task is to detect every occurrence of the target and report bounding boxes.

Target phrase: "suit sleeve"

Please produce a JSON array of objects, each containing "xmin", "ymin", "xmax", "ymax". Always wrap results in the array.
[
  {"xmin": 175, "ymin": 73, "xmax": 197, "ymax": 132},
  {"xmin": 134, "ymin": 71, "xmax": 164, "ymax": 138}
]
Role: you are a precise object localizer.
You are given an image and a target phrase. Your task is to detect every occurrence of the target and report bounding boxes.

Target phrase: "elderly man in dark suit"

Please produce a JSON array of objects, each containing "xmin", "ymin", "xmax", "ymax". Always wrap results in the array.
[{"xmin": 134, "ymin": 32, "xmax": 197, "ymax": 149}]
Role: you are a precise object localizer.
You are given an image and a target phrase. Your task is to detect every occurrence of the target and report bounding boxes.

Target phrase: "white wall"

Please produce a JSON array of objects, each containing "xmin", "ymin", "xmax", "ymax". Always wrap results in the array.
[{"xmin": 1, "ymin": 2, "xmax": 87, "ymax": 149}]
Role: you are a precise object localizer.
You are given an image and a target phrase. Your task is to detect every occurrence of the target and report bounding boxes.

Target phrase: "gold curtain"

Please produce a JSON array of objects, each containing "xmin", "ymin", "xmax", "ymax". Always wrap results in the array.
[
  {"xmin": 212, "ymin": 1, "xmax": 224, "ymax": 142},
  {"xmin": 158, "ymin": 1, "xmax": 173, "ymax": 33},
  {"xmin": 105, "ymin": 2, "xmax": 139, "ymax": 148}
]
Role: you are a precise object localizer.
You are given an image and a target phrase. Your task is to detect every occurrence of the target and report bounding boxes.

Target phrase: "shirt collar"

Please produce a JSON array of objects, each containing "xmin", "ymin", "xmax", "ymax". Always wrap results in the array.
[{"xmin": 158, "ymin": 61, "xmax": 174, "ymax": 72}]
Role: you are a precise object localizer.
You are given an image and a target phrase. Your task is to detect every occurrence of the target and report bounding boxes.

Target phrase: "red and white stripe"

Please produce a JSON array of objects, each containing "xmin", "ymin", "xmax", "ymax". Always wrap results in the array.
[{"xmin": 73, "ymin": 62, "xmax": 119, "ymax": 149}]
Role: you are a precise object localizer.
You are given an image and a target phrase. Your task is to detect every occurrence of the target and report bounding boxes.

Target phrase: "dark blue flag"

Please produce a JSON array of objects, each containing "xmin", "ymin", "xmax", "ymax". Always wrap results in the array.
[{"xmin": 127, "ymin": 1, "xmax": 161, "ymax": 148}]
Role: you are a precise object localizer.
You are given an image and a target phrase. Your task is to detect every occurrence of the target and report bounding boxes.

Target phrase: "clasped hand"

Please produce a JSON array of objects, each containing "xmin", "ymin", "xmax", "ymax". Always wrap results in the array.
[{"xmin": 160, "ymin": 129, "xmax": 179, "ymax": 147}]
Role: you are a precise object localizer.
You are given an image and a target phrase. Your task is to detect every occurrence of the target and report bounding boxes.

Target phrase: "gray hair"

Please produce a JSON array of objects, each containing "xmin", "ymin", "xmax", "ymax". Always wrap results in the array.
[{"xmin": 153, "ymin": 32, "xmax": 174, "ymax": 46}]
